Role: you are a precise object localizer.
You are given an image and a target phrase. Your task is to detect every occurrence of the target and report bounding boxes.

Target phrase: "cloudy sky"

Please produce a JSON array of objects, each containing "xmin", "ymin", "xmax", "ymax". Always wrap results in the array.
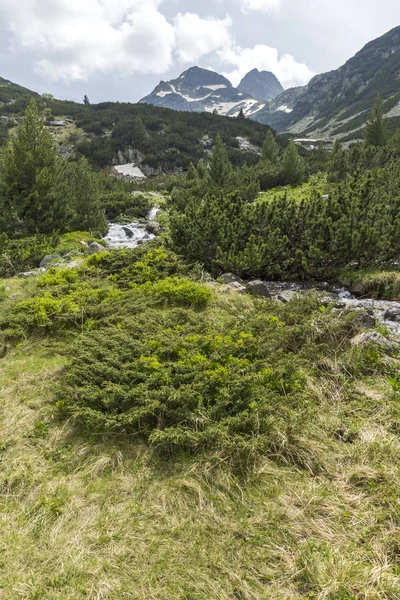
[{"xmin": 0, "ymin": 0, "xmax": 399, "ymax": 104}]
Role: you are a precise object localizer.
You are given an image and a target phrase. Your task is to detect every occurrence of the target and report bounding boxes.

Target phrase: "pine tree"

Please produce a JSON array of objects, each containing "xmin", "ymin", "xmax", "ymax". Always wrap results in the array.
[
  {"xmin": 186, "ymin": 162, "xmax": 198, "ymax": 182},
  {"xmin": 209, "ymin": 134, "xmax": 232, "ymax": 187},
  {"xmin": 261, "ymin": 129, "xmax": 279, "ymax": 164},
  {"xmin": 328, "ymin": 140, "xmax": 348, "ymax": 182},
  {"xmin": 83, "ymin": 95, "xmax": 90, "ymax": 105},
  {"xmin": 59, "ymin": 158, "xmax": 107, "ymax": 236},
  {"xmin": 282, "ymin": 139, "xmax": 305, "ymax": 185},
  {"xmin": 197, "ymin": 159, "xmax": 207, "ymax": 179},
  {"xmin": 132, "ymin": 115, "xmax": 147, "ymax": 146},
  {"xmin": 2, "ymin": 99, "xmax": 66, "ymax": 234},
  {"xmin": 365, "ymin": 94, "xmax": 388, "ymax": 147},
  {"xmin": 237, "ymin": 108, "xmax": 245, "ymax": 120}
]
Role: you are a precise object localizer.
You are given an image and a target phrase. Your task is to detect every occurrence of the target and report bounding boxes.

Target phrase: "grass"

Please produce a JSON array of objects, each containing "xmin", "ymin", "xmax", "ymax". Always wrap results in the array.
[
  {"xmin": 258, "ymin": 176, "xmax": 328, "ymax": 206},
  {"xmin": 340, "ymin": 268, "xmax": 400, "ymax": 300},
  {"xmin": 1, "ymin": 268, "xmax": 400, "ymax": 598}
]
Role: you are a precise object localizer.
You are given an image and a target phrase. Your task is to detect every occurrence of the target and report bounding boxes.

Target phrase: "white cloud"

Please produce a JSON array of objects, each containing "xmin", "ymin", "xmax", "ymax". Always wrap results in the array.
[
  {"xmin": 0, "ymin": 0, "xmax": 314, "ymax": 92},
  {"xmin": 241, "ymin": 0, "xmax": 281, "ymax": 13},
  {"xmin": 0, "ymin": 0, "xmax": 175, "ymax": 81},
  {"xmin": 174, "ymin": 13, "xmax": 232, "ymax": 63},
  {"xmin": 220, "ymin": 44, "xmax": 315, "ymax": 89}
]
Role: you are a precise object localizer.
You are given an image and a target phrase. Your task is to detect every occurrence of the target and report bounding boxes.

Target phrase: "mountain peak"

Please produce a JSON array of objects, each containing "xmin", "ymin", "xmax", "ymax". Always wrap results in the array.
[
  {"xmin": 140, "ymin": 66, "xmax": 265, "ymax": 117},
  {"xmin": 238, "ymin": 70, "xmax": 283, "ymax": 102}
]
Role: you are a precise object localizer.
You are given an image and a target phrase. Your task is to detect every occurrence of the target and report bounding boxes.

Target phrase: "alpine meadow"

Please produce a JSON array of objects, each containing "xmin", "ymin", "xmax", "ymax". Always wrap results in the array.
[{"xmin": 2, "ymin": 11, "xmax": 400, "ymax": 600}]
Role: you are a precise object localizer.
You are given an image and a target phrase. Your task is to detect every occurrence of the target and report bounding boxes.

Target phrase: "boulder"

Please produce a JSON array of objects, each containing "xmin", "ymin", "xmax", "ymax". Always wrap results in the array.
[
  {"xmin": 88, "ymin": 242, "xmax": 107, "ymax": 255},
  {"xmin": 220, "ymin": 273, "xmax": 245, "ymax": 285},
  {"xmin": 350, "ymin": 331, "xmax": 396, "ymax": 353},
  {"xmin": 350, "ymin": 283, "xmax": 367, "ymax": 297},
  {"xmin": 277, "ymin": 290, "xmax": 298, "ymax": 303},
  {"xmin": 353, "ymin": 310, "xmax": 376, "ymax": 329},
  {"xmin": 122, "ymin": 227, "xmax": 134, "ymax": 238},
  {"xmin": 146, "ymin": 221, "xmax": 161, "ymax": 235},
  {"xmin": 40, "ymin": 254, "xmax": 60, "ymax": 268},
  {"xmin": 219, "ymin": 282, "xmax": 247, "ymax": 294},
  {"xmin": 247, "ymin": 280, "xmax": 271, "ymax": 298},
  {"xmin": 383, "ymin": 307, "xmax": 400, "ymax": 323}
]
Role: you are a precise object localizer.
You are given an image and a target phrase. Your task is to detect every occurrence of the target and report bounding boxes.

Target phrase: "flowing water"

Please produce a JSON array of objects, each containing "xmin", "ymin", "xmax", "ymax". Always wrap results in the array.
[
  {"xmin": 103, "ymin": 206, "xmax": 159, "ymax": 249},
  {"xmin": 103, "ymin": 209, "xmax": 400, "ymax": 335}
]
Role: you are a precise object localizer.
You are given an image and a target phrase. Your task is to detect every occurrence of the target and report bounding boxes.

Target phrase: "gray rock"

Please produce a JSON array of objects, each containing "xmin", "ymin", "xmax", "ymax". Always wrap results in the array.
[
  {"xmin": 277, "ymin": 290, "xmax": 298, "ymax": 303},
  {"xmin": 350, "ymin": 283, "xmax": 367, "ymax": 297},
  {"xmin": 351, "ymin": 331, "xmax": 396, "ymax": 353},
  {"xmin": 88, "ymin": 242, "xmax": 107, "ymax": 255},
  {"xmin": 146, "ymin": 221, "xmax": 161, "ymax": 235},
  {"xmin": 220, "ymin": 273, "xmax": 245, "ymax": 285},
  {"xmin": 40, "ymin": 254, "xmax": 60, "ymax": 268},
  {"xmin": 18, "ymin": 268, "xmax": 45, "ymax": 278},
  {"xmin": 122, "ymin": 227, "xmax": 134, "ymax": 238},
  {"xmin": 383, "ymin": 308, "xmax": 400, "ymax": 323},
  {"xmin": 247, "ymin": 280, "xmax": 271, "ymax": 298},
  {"xmin": 353, "ymin": 311, "xmax": 376, "ymax": 329},
  {"xmin": 220, "ymin": 282, "xmax": 247, "ymax": 294}
]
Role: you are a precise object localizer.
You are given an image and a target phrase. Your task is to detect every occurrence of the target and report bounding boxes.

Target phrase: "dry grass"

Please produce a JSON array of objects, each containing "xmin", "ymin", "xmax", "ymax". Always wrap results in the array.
[{"xmin": 1, "ymin": 335, "xmax": 400, "ymax": 599}]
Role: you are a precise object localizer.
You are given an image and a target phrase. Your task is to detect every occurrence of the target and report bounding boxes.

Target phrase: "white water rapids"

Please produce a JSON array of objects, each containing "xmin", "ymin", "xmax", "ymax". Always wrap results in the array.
[{"xmin": 103, "ymin": 206, "xmax": 159, "ymax": 249}]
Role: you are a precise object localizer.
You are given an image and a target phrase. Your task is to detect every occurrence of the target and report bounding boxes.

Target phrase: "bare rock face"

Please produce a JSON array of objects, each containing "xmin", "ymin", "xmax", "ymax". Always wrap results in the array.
[{"xmin": 238, "ymin": 69, "xmax": 283, "ymax": 102}]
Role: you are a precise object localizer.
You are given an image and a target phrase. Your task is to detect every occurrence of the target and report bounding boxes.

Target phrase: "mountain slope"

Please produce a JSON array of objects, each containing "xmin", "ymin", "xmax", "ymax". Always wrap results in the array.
[
  {"xmin": 252, "ymin": 25, "xmax": 400, "ymax": 139},
  {"xmin": 238, "ymin": 69, "xmax": 283, "ymax": 102},
  {"xmin": 140, "ymin": 66, "xmax": 266, "ymax": 117},
  {"xmin": 0, "ymin": 75, "xmax": 275, "ymax": 171}
]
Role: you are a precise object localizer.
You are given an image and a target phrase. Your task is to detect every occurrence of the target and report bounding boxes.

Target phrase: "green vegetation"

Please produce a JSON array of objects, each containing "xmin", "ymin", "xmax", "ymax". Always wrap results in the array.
[
  {"xmin": 1, "ymin": 243, "xmax": 400, "ymax": 597},
  {"xmin": 2, "ymin": 87, "xmax": 400, "ymax": 600}
]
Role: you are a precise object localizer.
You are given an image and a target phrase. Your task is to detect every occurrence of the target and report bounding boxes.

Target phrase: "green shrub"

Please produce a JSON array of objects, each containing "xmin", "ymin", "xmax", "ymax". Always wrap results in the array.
[
  {"xmin": 37, "ymin": 268, "xmax": 79, "ymax": 288},
  {"xmin": 140, "ymin": 276, "xmax": 212, "ymax": 308}
]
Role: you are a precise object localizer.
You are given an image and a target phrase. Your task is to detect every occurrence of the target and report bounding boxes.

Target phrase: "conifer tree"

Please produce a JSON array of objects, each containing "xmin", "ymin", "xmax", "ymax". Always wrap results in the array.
[
  {"xmin": 2, "ymin": 99, "xmax": 66, "ymax": 234},
  {"xmin": 282, "ymin": 139, "xmax": 305, "ymax": 185},
  {"xmin": 237, "ymin": 107, "xmax": 245, "ymax": 120},
  {"xmin": 59, "ymin": 157, "xmax": 107, "ymax": 236},
  {"xmin": 328, "ymin": 140, "xmax": 348, "ymax": 182},
  {"xmin": 186, "ymin": 162, "xmax": 198, "ymax": 182},
  {"xmin": 365, "ymin": 94, "xmax": 388, "ymax": 147},
  {"xmin": 197, "ymin": 159, "xmax": 207, "ymax": 179},
  {"xmin": 133, "ymin": 115, "xmax": 147, "ymax": 146},
  {"xmin": 261, "ymin": 129, "xmax": 279, "ymax": 164},
  {"xmin": 209, "ymin": 134, "xmax": 232, "ymax": 187}
]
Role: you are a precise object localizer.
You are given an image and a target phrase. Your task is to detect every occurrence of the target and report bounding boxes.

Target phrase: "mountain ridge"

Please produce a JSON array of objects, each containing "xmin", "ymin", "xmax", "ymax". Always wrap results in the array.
[
  {"xmin": 252, "ymin": 25, "xmax": 400, "ymax": 139},
  {"xmin": 139, "ymin": 66, "xmax": 275, "ymax": 117}
]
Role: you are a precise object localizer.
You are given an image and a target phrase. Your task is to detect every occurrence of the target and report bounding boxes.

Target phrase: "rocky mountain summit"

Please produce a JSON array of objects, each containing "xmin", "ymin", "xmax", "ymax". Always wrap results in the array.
[
  {"xmin": 238, "ymin": 69, "xmax": 283, "ymax": 102},
  {"xmin": 139, "ymin": 66, "xmax": 270, "ymax": 117}
]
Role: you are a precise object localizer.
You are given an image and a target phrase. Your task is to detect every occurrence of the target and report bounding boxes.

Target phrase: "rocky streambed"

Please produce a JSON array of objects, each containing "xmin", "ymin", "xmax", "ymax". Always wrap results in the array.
[
  {"xmin": 103, "ymin": 206, "xmax": 160, "ymax": 249},
  {"xmin": 218, "ymin": 275, "xmax": 400, "ymax": 336}
]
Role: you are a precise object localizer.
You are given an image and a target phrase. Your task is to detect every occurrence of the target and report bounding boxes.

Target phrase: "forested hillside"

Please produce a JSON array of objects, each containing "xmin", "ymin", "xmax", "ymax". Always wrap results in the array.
[{"xmin": 0, "ymin": 81, "xmax": 275, "ymax": 172}]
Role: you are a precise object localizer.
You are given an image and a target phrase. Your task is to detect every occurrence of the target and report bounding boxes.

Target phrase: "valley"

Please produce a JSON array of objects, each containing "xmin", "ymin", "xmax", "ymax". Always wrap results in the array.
[{"xmin": 1, "ymin": 21, "xmax": 400, "ymax": 600}]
